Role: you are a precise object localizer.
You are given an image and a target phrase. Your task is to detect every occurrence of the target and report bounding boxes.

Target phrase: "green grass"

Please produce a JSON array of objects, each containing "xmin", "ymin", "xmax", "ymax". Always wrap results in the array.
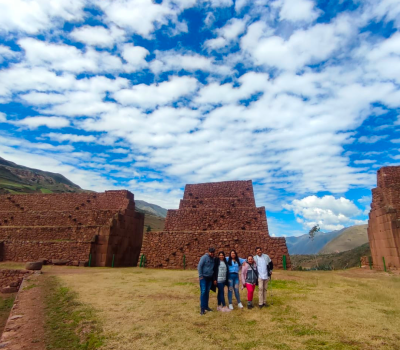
[
  {"xmin": 0, "ymin": 295, "xmax": 15, "ymax": 331},
  {"xmin": 44, "ymin": 276, "xmax": 104, "ymax": 350},
  {"xmin": 40, "ymin": 188, "xmax": 53, "ymax": 194}
]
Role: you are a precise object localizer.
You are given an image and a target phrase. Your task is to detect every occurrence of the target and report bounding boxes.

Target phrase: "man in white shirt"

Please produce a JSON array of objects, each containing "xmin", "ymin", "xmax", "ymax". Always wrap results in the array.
[{"xmin": 253, "ymin": 247, "xmax": 273, "ymax": 308}]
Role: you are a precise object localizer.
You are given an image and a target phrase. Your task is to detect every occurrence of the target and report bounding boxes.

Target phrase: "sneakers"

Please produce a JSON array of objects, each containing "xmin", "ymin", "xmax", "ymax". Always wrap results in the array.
[
  {"xmin": 238, "ymin": 302, "xmax": 244, "ymax": 309},
  {"xmin": 222, "ymin": 306, "xmax": 232, "ymax": 312},
  {"xmin": 200, "ymin": 308, "xmax": 205, "ymax": 315},
  {"xmin": 247, "ymin": 302, "xmax": 253, "ymax": 309},
  {"xmin": 206, "ymin": 307, "xmax": 213, "ymax": 312},
  {"xmin": 259, "ymin": 304, "xmax": 264, "ymax": 309},
  {"xmin": 217, "ymin": 306, "xmax": 222, "ymax": 311},
  {"xmin": 228, "ymin": 304, "xmax": 234, "ymax": 310}
]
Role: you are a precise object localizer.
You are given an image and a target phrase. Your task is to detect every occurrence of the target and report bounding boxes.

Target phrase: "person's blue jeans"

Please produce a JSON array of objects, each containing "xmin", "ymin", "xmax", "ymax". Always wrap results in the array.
[
  {"xmin": 228, "ymin": 273, "xmax": 241, "ymax": 304},
  {"xmin": 199, "ymin": 277, "xmax": 213, "ymax": 310},
  {"xmin": 217, "ymin": 282, "xmax": 226, "ymax": 306}
]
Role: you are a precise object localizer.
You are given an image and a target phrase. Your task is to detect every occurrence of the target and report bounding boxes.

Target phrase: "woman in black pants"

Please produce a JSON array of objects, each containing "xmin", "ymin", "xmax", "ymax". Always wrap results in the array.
[{"xmin": 213, "ymin": 251, "xmax": 231, "ymax": 312}]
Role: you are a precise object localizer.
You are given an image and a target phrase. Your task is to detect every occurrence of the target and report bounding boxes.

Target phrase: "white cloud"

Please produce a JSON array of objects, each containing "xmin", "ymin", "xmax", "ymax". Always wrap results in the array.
[
  {"xmin": 70, "ymin": 25, "xmax": 125, "ymax": 48},
  {"xmin": 113, "ymin": 76, "xmax": 199, "ymax": 108},
  {"xmin": 241, "ymin": 15, "xmax": 354, "ymax": 70},
  {"xmin": 0, "ymin": 112, "xmax": 6, "ymax": 122},
  {"xmin": 284, "ymin": 195, "xmax": 361, "ymax": 231},
  {"xmin": 0, "ymin": 0, "xmax": 85, "ymax": 34},
  {"xmin": 43, "ymin": 133, "xmax": 97, "ymax": 143},
  {"xmin": 358, "ymin": 135, "xmax": 388, "ymax": 143},
  {"xmin": 150, "ymin": 50, "xmax": 231, "ymax": 75},
  {"xmin": 121, "ymin": 43, "xmax": 149, "ymax": 72},
  {"xmin": 95, "ymin": 0, "xmax": 196, "ymax": 38},
  {"xmin": 15, "ymin": 116, "xmax": 70, "ymax": 129},
  {"xmin": 275, "ymin": 0, "xmax": 320, "ymax": 23},
  {"xmin": 205, "ymin": 17, "xmax": 247, "ymax": 49},
  {"xmin": 0, "ymin": 45, "xmax": 17, "ymax": 63},
  {"xmin": 354, "ymin": 159, "xmax": 376, "ymax": 165},
  {"xmin": 19, "ymin": 38, "xmax": 123, "ymax": 73}
]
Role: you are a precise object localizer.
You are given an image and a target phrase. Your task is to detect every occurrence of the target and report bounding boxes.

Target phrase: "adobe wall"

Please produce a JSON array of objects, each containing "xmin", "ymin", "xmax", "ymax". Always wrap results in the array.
[
  {"xmin": 0, "ymin": 269, "xmax": 32, "ymax": 292},
  {"xmin": 141, "ymin": 180, "xmax": 291, "ymax": 270},
  {"xmin": 0, "ymin": 190, "xmax": 144, "ymax": 267},
  {"xmin": 183, "ymin": 180, "xmax": 255, "ymax": 200},
  {"xmin": 179, "ymin": 197, "xmax": 255, "ymax": 209},
  {"xmin": 141, "ymin": 230, "xmax": 290, "ymax": 269},
  {"xmin": 0, "ymin": 210, "xmax": 115, "ymax": 227},
  {"xmin": 368, "ymin": 167, "xmax": 400, "ymax": 270},
  {"xmin": 164, "ymin": 207, "xmax": 268, "ymax": 231},
  {"xmin": 0, "ymin": 191, "xmax": 134, "ymax": 212}
]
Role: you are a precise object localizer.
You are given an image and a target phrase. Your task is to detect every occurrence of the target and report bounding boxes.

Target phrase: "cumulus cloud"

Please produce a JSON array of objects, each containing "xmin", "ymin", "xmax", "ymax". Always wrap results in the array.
[
  {"xmin": 241, "ymin": 15, "xmax": 354, "ymax": 70},
  {"xmin": 15, "ymin": 116, "xmax": 70, "ymax": 129},
  {"xmin": 121, "ymin": 43, "xmax": 149, "ymax": 72},
  {"xmin": 358, "ymin": 135, "xmax": 388, "ymax": 143},
  {"xmin": 284, "ymin": 195, "xmax": 362, "ymax": 231},
  {"xmin": 113, "ymin": 76, "xmax": 199, "ymax": 109},
  {"xmin": 42, "ymin": 133, "xmax": 97, "ymax": 143},
  {"xmin": 150, "ymin": 50, "xmax": 231, "ymax": 75},
  {"xmin": 19, "ymin": 38, "xmax": 123, "ymax": 73},
  {"xmin": 0, "ymin": 0, "xmax": 85, "ymax": 34},
  {"xmin": 70, "ymin": 25, "xmax": 125, "ymax": 48},
  {"xmin": 205, "ymin": 17, "xmax": 248, "ymax": 50},
  {"xmin": 275, "ymin": 0, "xmax": 320, "ymax": 23}
]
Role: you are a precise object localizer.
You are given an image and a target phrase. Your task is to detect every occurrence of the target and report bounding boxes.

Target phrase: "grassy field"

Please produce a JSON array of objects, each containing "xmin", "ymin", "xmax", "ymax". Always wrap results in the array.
[{"xmin": 54, "ymin": 267, "xmax": 400, "ymax": 350}]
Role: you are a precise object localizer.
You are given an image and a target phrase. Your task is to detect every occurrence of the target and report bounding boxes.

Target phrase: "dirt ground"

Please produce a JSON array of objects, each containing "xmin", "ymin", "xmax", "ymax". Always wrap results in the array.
[
  {"xmin": 55, "ymin": 266, "xmax": 400, "ymax": 350},
  {"xmin": 0, "ymin": 266, "xmax": 399, "ymax": 350},
  {"xmin": 0, "ymin": 273, "xmax": 45, "ymax": 350}
]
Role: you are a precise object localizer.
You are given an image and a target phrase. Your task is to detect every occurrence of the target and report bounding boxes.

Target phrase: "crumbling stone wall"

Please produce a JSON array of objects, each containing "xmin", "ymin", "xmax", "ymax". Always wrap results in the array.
[
  {"xmin": 368, "ymin": 167, "xmax": 400, "ymax": 270},
  {"xmin": 0, "ymin": 190, "xmax": 144, "ymax": 267},
  {"xmin": 0, "ymin": 269, "xmax": 32, "ymax": 292},
  {"xmin": 141, "ymin": 180, "xmax": 291, "ymax": 269}
]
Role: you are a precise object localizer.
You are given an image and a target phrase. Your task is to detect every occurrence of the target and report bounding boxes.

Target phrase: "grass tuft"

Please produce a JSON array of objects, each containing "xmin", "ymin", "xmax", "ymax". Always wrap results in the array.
[{"xmin": 44, "ymin": 276, "xmax": 103, "ymax": 350}]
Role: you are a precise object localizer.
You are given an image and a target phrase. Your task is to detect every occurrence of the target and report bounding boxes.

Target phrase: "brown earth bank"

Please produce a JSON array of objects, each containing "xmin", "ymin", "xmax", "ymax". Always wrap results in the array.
[{"xmin": 0, "ymin": 273, "xmax": 45, "ymax": 350}]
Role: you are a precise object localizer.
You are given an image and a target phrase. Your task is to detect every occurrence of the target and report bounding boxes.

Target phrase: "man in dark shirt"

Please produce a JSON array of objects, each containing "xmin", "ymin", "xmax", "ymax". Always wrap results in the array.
[{"xmin": 198, "ymin": 247, "xmax": 215, "ymax": 315}]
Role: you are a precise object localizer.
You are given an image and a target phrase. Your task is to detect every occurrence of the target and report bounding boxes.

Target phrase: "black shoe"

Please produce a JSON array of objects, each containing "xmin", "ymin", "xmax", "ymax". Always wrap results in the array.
[
  {"xmin": 200, "ymin": 309, "xmax": 205, "ymax": 315},
  {"xmin": 258, "ymin": 304, "xmax": 264, "ymax": 309},
  {"xmin": 206, "ymin": 307, "xmax": 213, "ymax": 312}
]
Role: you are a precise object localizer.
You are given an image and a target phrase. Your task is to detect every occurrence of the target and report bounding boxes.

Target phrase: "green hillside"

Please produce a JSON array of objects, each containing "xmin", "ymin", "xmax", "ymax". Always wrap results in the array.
[{"xmin": 0, "ymin": 156, "xmax": 83, "ymax": 194}]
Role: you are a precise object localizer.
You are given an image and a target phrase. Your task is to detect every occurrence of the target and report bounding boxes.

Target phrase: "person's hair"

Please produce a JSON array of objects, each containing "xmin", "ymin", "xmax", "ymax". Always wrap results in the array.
[
  {"xmin": 255, "ymin": 247, "xmax": 262, "ymax": 251},
  {"xmin": 247, "ymin": 254, "xmax": 254, "ymax": 260},
  {"xmin": 228, "ymin": 249, "xmax": 241, "ymax": 266},
  {"xmin": 209, "ymin": 247, "xmax": 215, "ymax": 253},
  {"xmin": 218, "ymin": 251, "xmax": 225, "ymax": 257}
]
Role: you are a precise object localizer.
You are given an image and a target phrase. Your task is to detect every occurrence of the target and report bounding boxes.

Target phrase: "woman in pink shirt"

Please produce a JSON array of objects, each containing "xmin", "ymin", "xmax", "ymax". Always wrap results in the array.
[{"xmin": 241, "ymin": 255, "xmax": 258, "ymax": 309}]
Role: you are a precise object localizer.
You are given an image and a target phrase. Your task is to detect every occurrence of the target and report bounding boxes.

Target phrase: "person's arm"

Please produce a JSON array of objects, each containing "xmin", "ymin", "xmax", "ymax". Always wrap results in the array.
[
  {"xmin": 213, "ymin": 260, "xmax": 218, "ymax": 284},
  {"xmin": 239, "ymin": 257, "xmax": 246, "ymax": 265},
  {"xmin": 241, "ymin": 262, "xmax": 247, "ymax": 287},
  {"xmin": 268, "ymin": 261, "xmax": 273, "ymax": 276},
  {"xmin": 198, "ymin": 256, "xmax": 205, "ymax": 279}
]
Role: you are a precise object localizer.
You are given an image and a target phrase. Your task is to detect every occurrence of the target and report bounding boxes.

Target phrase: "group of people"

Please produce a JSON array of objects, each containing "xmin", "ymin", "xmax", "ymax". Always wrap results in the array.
[{"xmin": 198, "ymin": 247, "xmax": 273, "ymax": 315}]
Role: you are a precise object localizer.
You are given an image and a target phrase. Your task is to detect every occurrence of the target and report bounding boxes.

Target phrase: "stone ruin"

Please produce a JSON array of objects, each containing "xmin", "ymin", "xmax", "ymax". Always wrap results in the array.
[
  {"xmin": 0, "ymin": 190, "xmax": 144, "ymax": 267},
  {"xmin": 140, "ymin": 180, "xmax": 291, "ymax": 269},
  {"xmin": 368, "ymin": 167, "xmax": 400, "ymax": 270}
]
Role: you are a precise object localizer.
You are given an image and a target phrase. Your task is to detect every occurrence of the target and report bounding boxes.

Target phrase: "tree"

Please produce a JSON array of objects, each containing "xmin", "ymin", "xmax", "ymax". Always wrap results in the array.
[
  {"xmin": 146, "ymin": 225, "xmax": 152, "ymax": 232},
  {"xmin": 308, "ymin": 224, "xmax": 320, "ymax": 268},
  {"xmin": 308, "ymin": 224, "xmax": 320, "ymax": 241}
]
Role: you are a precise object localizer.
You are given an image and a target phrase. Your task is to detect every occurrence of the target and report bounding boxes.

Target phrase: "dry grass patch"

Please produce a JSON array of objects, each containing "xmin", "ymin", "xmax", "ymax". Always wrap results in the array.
[{"xmin": 57, "ymin": 268, "xmax": 400, "ymax": 350}]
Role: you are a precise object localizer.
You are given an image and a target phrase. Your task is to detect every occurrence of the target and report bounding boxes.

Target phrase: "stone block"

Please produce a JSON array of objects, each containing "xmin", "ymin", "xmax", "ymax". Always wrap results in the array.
[{"xmin": 25, "ymin": 261, "xmax": 43, "ymax": 270}]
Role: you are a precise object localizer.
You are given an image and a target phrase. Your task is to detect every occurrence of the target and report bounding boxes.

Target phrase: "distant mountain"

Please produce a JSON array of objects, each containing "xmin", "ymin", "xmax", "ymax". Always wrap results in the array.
[
  {"xmin": 0, "ymin": 157, "xmax": 83, "ymax": 194},
  {"xmin": 286, "ymin": 229, "xmax": 344, "ymax": 255},
  {"xmin": 319, "ymin": 224, "xmax": 368, "ymax": 254},
  {"xmin": 135, "ymin": 200, "xmax": 167, "ymax": 218}
]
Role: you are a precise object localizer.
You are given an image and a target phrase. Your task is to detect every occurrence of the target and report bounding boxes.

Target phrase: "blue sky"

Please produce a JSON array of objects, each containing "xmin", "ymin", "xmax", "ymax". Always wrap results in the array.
[{"xmin": 1, "ymin": 0, "xmax": 400, "ymax": 237}]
